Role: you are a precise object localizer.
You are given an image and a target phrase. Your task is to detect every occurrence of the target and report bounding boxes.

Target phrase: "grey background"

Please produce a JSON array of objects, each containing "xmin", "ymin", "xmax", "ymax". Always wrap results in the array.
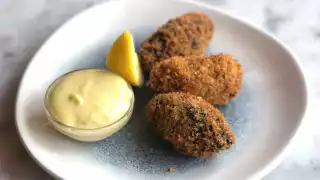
[{"xmin": 0, "ymin": 0, "xmax": 320, "ymax": 179}]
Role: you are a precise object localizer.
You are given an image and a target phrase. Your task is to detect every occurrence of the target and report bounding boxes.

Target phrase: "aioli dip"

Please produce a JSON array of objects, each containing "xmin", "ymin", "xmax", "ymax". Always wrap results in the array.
[{"xmin": 45, "ymin": 69, "xmax": 134, "ymax": 141}]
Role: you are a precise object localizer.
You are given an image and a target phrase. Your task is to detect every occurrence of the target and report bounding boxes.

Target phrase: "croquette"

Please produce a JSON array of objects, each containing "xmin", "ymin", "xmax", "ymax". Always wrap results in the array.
[
  {"xmin": 148, "ymin": 54, "xmax": 243, "ymax": 105},
  {"xmin": 139, "ymin": 12, "xmax": 214, "ymax": 72},
  {"xmin": 146, "ymin": 92, "xmax": 235, "ymax": 158}
]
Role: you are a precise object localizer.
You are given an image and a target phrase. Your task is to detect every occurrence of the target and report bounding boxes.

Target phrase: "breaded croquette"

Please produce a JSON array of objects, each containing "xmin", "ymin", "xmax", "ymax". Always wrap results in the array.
[
  {"xmin": 139, "ymin": 12, "xmax": 214, "ymax": 72},
  {"xmin": 148, "ymin": 54, "xmax": 243, "ymax": 105},
  {"xmin": 146, "ymin": 92, "xmax": 235, "ymax": 158}
]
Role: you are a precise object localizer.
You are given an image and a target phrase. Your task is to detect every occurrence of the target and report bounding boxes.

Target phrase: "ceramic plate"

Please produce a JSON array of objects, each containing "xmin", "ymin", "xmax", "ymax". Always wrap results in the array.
[{"xmin": 15, "ymin": 0, "xmax": 307, "ymax": 179}]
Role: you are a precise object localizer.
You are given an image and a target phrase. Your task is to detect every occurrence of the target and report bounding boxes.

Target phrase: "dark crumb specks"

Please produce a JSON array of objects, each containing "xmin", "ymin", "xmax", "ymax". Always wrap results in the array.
[
  {"xmin": 146, "ymin": 92, "xmax": 235, "ymax": 158},
  {"xmin": 139, "ymin": 12, "xmax": 214, "ymax": 72},
  {"xmin": 148, "ymin": 54, "xmax": 243, "ymax": 105}
]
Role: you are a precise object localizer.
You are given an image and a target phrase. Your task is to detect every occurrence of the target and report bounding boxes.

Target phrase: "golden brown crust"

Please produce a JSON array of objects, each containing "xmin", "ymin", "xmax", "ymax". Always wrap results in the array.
[
  {"xmin": 139, "ymin": 12, "xmax": 214, "ymax": 72},
  {"xmin": 146, "ymin": 92, "xmax": 235, "ymax": 158},
  {"xmin": 148, "ymin": 54, "xmax": 243, "ymax": 105}
]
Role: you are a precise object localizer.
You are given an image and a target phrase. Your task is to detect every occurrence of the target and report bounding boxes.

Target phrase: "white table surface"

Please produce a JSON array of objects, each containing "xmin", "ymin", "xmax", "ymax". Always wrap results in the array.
[{"xmin": 0, "ymin": 0, "xmax": 319, "ymax": 179}]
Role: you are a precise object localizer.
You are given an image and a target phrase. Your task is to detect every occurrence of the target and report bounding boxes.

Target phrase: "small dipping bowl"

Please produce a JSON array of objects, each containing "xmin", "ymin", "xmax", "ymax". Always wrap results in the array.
[{"xmin": 44, "ymin": 69, "xmax": 134, "ymax": 142}]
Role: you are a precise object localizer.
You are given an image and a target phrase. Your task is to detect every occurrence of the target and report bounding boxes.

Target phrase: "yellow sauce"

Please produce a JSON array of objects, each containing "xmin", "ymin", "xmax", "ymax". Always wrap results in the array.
[{"xmin": 48, "ymin": 69, "xmax": 133, "ymax": 129}]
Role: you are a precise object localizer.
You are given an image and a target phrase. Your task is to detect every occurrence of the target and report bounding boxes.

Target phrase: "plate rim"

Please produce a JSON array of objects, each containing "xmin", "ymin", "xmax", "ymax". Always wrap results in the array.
[{"xmin": 14, "ymin": 0, "xmax": 309, "ymax": 179}]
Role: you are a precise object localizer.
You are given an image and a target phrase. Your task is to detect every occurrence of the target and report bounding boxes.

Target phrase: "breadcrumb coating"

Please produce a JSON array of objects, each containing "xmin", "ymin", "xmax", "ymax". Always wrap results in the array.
[
  {"xmin": 146, "ymin": 92, "xmax": 235, "ymax": 158},
  {"xmin": 148, "ymin": 54, "xmax": 243, "ymax": 105},
  {"xmin": 139, "ymin": 12, "xmax": 214, "ymax": 72}
]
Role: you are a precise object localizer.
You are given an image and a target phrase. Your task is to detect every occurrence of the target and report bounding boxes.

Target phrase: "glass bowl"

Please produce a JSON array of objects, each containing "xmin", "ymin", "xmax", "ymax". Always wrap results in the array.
[{"xmin": 44, "ymin": 69, "xmax": 135, "ymax": 142}]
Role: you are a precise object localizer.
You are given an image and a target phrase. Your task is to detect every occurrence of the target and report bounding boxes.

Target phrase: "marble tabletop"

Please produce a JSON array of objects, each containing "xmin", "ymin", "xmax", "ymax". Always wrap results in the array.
[{"xmin": 0, "ymin": 0, "xmax": 319, "ymax": 179}]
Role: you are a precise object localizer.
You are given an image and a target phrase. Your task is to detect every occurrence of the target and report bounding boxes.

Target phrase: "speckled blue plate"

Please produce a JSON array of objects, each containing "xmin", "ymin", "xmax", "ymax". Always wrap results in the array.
[{"xmin": 15, "ymin": 0, "xmax": 307, "ymax": 179}]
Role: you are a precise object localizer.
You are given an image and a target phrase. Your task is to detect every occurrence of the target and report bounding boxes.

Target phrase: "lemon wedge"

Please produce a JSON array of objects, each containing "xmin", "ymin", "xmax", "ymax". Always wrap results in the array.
[{"xmin": 107, "ymin": 31, "xmax": 143, "ymax": 87}]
